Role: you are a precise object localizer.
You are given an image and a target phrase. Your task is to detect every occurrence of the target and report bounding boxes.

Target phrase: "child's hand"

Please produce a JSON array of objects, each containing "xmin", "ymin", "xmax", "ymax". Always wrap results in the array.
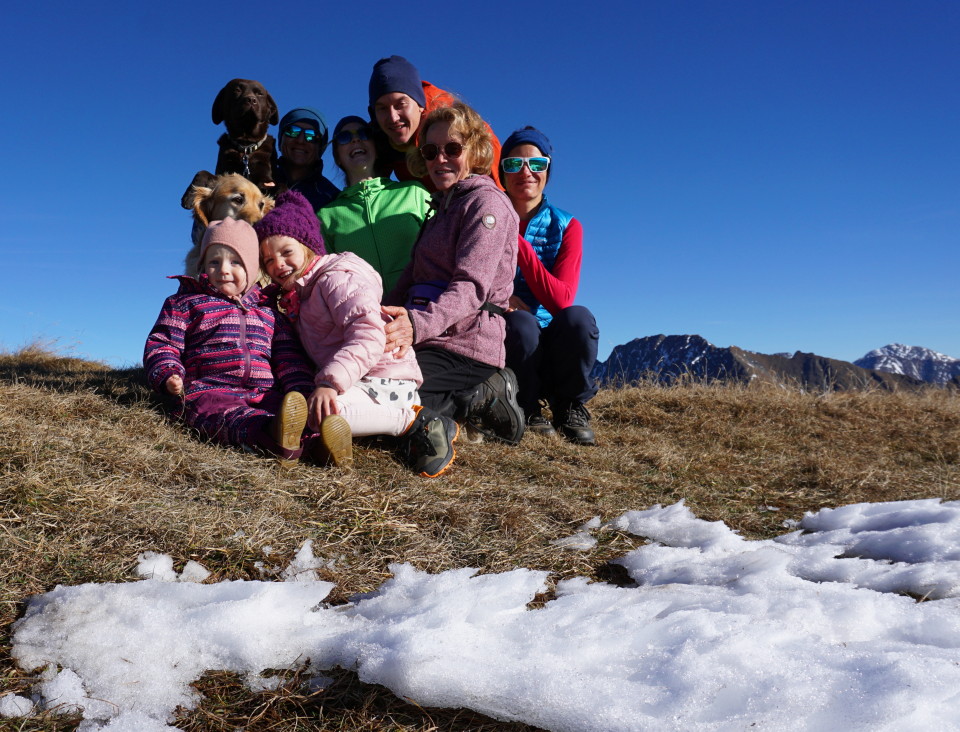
[
  {"xmin": 165, "ymin": 375, "xmax": 184, "ymax": 395},
  {"xmin": 308, "ymin": 386, "xmax": 339, "ymax": 431}
]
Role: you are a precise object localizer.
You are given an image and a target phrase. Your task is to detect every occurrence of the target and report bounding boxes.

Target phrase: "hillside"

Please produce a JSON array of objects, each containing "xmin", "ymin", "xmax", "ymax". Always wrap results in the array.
[{"xmin": 1, "ymin": 346, "xmax": 959, "ymax": 730}]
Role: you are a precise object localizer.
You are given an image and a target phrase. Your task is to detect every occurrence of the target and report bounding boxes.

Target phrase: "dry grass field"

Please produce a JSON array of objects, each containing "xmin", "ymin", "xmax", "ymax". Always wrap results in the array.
[{"xmin": 1, "ymin": 344, "xmax": 958, "ymax": 730}]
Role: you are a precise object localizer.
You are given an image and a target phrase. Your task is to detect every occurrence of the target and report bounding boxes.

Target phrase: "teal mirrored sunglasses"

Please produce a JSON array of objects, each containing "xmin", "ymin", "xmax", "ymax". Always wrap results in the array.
[
  {"xmin": 501, "ymin": 156, "xmax": 550, "ymax": 174},
  {"xmin": 282, "ymin": 125, "xmax": 318, "ymax": 143}
]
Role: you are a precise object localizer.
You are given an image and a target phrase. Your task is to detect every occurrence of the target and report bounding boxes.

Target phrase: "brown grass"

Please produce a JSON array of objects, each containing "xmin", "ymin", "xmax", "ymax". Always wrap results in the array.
[{"xmin": 1, "ymin": 346, "xmax": 958, "ymax": 730}]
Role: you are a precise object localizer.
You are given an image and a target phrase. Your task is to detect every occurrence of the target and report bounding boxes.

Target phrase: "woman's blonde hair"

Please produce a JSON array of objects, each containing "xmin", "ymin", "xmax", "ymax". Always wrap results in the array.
[{"xmin": 406, "ymin": 101, "xmax": 494, "ymax": 180}]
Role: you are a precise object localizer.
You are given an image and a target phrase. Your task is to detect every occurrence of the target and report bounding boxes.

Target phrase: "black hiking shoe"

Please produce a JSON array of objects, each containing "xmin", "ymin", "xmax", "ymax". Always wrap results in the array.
[
  {"xmin": 466, "ymin": 368, "xmax": 525, "ymax": 445},
  {"xmin": 526, "ymin": 406, "xmax": 558, "ymax": 438},
  {"xmin": 554, "ymin": 401, "xmax": 596, "ymax": 446},
  {"xmin": 401, "ymin": 406, "xmax": 459, "ymax": 477}
]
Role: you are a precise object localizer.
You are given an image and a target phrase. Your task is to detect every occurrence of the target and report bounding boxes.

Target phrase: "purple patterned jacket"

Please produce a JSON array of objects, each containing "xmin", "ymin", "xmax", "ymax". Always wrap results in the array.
[{"xmin": 144, "ymin": 275, "xmax": 314, "ymax": 412}]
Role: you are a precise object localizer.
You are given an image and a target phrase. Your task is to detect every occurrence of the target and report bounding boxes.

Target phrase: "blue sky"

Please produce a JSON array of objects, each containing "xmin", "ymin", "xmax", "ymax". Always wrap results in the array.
[{"xmin": 3, "ymin": 1, "xmax": 957, "ymax": 367}]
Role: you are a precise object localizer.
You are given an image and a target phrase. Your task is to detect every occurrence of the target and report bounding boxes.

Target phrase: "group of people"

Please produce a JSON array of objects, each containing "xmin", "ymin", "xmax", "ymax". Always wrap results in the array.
[{"xmin": 144, "ymin": 55, "xmax": 599, "ymax": 478}]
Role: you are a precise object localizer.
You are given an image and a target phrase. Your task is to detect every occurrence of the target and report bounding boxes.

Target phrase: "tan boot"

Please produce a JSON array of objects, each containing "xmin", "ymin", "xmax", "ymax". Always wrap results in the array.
[
  {"xmin": 307, "ymin": 414, "xmax": 353, "ymax": 470},
  {"xmin": 268, "ymin": 392, "xmax": 308, "ymax": 466}
]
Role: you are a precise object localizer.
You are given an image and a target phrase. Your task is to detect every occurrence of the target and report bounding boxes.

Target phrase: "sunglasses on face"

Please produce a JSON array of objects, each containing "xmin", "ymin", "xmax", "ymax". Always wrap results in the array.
[
  {"xmin": 420, "ymin": 141, "xmax": 464, "ymax": 161},
  {"xmin": 501, "ymin": 156, "xmax": 550, "ymax": 174},
  {"xmin": 282, "ymin": 125, "xmax": 318, "ymax": 143},
  {"xmin": 334, "ymin": 127, "xmax": 372, "ymax": 145}
]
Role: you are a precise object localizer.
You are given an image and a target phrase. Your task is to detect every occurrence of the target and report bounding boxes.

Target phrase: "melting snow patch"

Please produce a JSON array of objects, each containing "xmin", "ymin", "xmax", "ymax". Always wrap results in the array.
[{"xmin": 9, "ymin": 499, "xmax": 960, "ymax": 731}]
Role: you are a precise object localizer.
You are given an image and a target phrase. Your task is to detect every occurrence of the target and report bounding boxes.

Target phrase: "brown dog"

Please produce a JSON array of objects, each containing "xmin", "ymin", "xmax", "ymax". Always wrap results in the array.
[
  {"xmin": 182, "ymin": 173, "xmax": 274, "ymax": 275},
  {"xmin": 211, "ymin": 78, "xmax": 279, "ymax": 194}
]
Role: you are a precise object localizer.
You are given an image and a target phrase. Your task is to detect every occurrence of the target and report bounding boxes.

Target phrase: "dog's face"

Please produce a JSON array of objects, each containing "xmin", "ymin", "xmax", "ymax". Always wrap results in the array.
[
  {"xmin": 186, "ymin": 173, "xmax": 274, "ymax": 228},
  {"xmin": 211, "ymin": 79, "xmax": 278, "ymax": 140}
]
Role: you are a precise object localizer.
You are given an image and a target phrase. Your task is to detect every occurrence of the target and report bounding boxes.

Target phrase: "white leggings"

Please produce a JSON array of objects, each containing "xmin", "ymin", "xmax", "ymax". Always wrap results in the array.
[{"xmin": 334, "ymin": 377, "xmax": 419, "ymax": 437}]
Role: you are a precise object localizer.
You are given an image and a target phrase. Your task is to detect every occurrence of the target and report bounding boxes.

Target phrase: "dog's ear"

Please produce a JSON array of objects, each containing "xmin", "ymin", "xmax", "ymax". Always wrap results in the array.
[
  {"xmin": 261, "ymin": 194, "xmax": 275, "ymax": 216},
  {"xmin": 212, "ymin": 80, "xmax": 237, "ymax": 125},
  {"xmin": 265, "ymin": 91, "xmax": 279, "ymax": 126},
  {"xmin": 190, "ymin": 186, "xmax": 216, "ymax": 227},
  {"xmin": 181, "ymin": 171, "xmax": 217, "ymax": 209}
]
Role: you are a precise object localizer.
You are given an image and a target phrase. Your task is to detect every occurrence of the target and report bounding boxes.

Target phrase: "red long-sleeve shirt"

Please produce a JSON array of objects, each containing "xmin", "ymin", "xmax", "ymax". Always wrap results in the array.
[{"xmin": 516, "ymin": 217, "xmax": 583, "ymax": 317}]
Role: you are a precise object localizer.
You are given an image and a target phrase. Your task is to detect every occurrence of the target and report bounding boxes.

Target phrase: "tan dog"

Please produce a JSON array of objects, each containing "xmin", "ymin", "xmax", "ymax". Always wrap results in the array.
[{"xmin": 182, "ymin": 173, "xmax": 274, "ymax": 275}]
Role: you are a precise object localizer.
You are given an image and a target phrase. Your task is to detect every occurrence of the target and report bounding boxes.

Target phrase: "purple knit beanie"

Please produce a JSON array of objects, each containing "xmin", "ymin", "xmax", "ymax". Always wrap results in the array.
[
  {"xmin": 253, "ymin": 190, "xmax": 326, "ymax": 255},
  {"xmin": 368, "ymin": 55, "xmax": 426, "ymax": 108},
  {"xmin": 199, "ymin": 218, "xmax": 261, "ymax": 294}
]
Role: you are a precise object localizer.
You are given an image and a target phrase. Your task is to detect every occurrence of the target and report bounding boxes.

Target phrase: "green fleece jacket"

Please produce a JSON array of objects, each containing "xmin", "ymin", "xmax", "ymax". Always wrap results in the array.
[{"xmin": 318, "ymin": 177, "xmax": 431, "ymax": 295}]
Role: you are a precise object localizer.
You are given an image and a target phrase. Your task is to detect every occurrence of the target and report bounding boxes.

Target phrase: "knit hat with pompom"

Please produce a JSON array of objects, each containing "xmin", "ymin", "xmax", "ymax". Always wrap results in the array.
[{"xmin": 253, "ymin": 190, "xmax": 326, "ymax": 255}]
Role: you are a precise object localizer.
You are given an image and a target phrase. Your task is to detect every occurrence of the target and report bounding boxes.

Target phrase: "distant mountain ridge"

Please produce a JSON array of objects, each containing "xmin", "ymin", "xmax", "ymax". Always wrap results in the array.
[
  {"xmin": 854, "ymin": 344, "xmax": 960, "ymax": 386},
  {"xmin": 593, "ymin": 335, "xmax": 930, "ymax": 391}
]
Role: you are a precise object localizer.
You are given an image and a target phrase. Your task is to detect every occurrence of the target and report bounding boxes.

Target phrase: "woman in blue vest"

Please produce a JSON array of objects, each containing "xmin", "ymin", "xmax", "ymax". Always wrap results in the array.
[{"xmin": 500, "ymin": 127, "xmax": 599, "ymax": 445}]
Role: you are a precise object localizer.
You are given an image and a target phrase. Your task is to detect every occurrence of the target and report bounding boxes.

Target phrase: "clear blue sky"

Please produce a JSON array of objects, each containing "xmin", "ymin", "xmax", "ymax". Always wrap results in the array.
[{"xmin": 3, "ymin": 1, "xmax": 958, "ymax": 367}]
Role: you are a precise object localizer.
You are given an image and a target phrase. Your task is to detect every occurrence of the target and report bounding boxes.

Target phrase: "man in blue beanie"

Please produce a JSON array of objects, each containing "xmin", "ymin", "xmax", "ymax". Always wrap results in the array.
[
  {"xmin": 275, "ymin": 106, "xmax": 339, "ymax": 212},
  {"xmin": 367, "ymin": 55, "xmax": 502, "ymax": 190}
]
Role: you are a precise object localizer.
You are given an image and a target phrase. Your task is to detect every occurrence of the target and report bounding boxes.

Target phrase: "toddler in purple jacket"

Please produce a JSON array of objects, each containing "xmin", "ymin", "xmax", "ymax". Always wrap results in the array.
[
  {"xmin": 256, "ymin": 191, "xmax": 458, "ymax": 477},
  {"xmin": 144, "ymin": 218, "xmax": 315, "ymax": 463}
]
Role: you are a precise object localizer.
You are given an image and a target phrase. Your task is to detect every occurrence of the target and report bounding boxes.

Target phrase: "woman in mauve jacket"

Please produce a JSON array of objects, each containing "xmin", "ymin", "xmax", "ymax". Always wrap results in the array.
[{"xmin": 382, "ymin": 102, "xmax": 525, "ymax": 445}]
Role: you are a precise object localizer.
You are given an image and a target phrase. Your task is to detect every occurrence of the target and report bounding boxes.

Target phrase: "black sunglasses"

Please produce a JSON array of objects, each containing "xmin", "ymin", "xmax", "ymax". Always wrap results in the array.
[
  {"xmin": 420, "ymin": 142, "xmax": 464, "ymax": 161},
  {"xmin": 334, "ymin": 127, "xmax": 372, "ymax": 145}
]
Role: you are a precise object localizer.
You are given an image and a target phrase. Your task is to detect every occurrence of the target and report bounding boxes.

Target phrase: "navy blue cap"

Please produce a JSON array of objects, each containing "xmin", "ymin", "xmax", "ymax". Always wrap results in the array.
[
  {"xmin": 368, "ymin": 56, "xmax": 426, "ymax": 108},
  {"xmin": 501, "ymin": 126, "xmax": 553, "ymax": 159},
  {"xmin": 333, "ymin": 115, "xmax": 370, "ymax": 140}
]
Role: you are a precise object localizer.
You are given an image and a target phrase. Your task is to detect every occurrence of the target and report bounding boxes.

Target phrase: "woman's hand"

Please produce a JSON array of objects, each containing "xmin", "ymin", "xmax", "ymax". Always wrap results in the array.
[
  {"xmin": 165, "ymin": 375, "xmax": 184, "ymax": 395},
  {"xmin": 382, "ymin": 306, "xmax": 414, "ymax": 358},
  {"xmin": 308, "ymin": 386, "xmax": 339, "ymax": 431}
]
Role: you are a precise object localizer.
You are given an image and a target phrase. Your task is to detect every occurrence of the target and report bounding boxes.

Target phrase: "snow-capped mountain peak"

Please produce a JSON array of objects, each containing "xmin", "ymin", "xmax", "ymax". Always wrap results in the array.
[{"xmin": 854, "ymin": 344, "xmax": 960, "ymax": 384}]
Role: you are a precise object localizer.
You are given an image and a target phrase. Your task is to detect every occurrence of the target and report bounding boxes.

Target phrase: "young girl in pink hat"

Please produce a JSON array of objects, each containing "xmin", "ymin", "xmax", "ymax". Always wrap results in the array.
[
  {"xmin": 256, "ymin": 190, "xmax": 458, "ymax": 477},
  {"xmin": 144, "ymin": 218, "xmax": 314, "ymax": 463}
]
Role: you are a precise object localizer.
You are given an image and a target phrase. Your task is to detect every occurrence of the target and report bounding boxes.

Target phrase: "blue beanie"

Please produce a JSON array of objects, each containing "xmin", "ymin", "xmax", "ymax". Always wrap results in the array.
[
  {"xmin": 501, "ymin": 126, "xmax": 553, "ymax": 180},
  {"xmin": 501, "ymin": 126, "xmax": 553, "ymax": 159},
  {"xmin": 278, "ymin": 107, "xmax": 329, "ymax": 152},
  {"xmin": 368, "ymin": 55, "xmax": 426, "ymax": 108},
  {"xmin": 333, "ymin": 115, "xmax": 370, "ymax": 140}
]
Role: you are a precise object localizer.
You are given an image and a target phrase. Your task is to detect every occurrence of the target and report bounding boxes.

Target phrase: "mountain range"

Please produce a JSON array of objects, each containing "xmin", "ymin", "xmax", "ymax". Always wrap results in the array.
[
  {"xmin": 854, "ymin": 344, "xmax": 960, "ymax": 385},
  {"xmin": 592, "ymin": 335, "xmax": 955, "ymax": 391}
]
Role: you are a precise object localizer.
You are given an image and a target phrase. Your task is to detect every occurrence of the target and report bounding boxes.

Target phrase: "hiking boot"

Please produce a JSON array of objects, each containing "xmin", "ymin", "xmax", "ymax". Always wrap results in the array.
[
  {"xmin": 553, "ymin": 401, "xmax": 596, "ymax": 446},
  {"xmin": 526, "ymin": 406, "xmax": 558, "ymax": 438},
  {"xmin": 268, "ymin": 391, "xmax": 308, "ymax": 464},
  {"xmin": 465, "ymin": 368, "xmax": 525, "ymax": 445},
  {"xmin": 400, "ymin": 406, "xmax": 459, "ymax": 477},
  {"xmin": 306, "ymin": 414, "xmax": 353, "ymax": 469}
]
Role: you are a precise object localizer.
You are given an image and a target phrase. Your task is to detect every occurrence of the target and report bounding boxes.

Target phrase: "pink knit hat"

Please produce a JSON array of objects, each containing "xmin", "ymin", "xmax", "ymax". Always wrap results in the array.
[
  {"xmin": 253, "ymin": 190, "xmax": 326, "ymax": 255},
  {"xmin": 199, "ymin": 218, "xmax": 261, "ymax": 294}
]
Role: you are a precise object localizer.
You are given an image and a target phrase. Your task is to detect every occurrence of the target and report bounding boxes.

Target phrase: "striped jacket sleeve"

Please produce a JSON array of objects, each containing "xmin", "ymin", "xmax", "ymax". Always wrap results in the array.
[{"xmin": 143, "ymin": 295, "xmax": 188, "ymax": 392}]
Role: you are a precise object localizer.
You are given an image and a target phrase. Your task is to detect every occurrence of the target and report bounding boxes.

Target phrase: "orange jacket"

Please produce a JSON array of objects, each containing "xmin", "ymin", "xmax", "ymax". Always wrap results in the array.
[{"xmin": 386, "ymin": 80, "xmax": 503, "ymax": 191}]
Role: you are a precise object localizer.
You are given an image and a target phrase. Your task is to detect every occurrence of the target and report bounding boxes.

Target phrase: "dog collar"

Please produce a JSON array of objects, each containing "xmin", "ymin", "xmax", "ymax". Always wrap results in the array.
[{"xmin": 219, "ymin": 133, "xmax": 270, "ymax": 177}]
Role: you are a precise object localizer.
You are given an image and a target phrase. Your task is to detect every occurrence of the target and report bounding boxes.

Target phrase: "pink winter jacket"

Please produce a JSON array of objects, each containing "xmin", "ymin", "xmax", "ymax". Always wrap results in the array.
[{"xmin": 291, "ymin": 252, "xmax": 422, "ymax": 393}]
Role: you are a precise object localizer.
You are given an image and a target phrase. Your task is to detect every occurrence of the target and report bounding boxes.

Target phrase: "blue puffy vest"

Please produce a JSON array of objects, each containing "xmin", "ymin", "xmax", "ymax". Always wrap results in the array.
[{"xmin": 513, "ymin": 198, "xmax": 574, "ymax": 327}]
